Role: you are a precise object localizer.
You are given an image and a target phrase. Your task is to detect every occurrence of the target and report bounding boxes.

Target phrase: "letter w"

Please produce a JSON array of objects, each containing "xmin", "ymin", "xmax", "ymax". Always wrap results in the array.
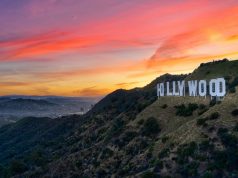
[{"xmin": 188, "ymin": 80, "xmax": 197, "ymax": 96}]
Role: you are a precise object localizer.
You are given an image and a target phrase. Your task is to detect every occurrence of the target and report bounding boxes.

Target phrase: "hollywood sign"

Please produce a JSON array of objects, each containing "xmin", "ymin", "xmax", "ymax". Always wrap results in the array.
[{"xmin": 157, "ymin": 78, "xmax": 226, "ymax": 98}]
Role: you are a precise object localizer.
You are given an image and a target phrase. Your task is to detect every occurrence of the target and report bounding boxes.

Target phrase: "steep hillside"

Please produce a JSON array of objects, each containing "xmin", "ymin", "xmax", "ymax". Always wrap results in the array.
[
  {"xmin": 0, "ymin": 59, "xmax": 238, "ymax": 178},
  {"xmin": 131, "ymin": 93, "xmax": 238, "ymax": 177}
]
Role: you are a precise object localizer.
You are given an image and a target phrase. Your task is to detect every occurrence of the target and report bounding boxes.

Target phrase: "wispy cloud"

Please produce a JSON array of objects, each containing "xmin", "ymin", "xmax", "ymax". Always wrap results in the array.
[
  {"xmin": 73, "ymin": 86, "xmax": 110, "ymax": 97},
  {"xmin": 0, "ymin": 82, "xmax": 30, "ymax": 87},
  {"xmin": 115, "ymin": 81, "xmax": 140, "ymax": 87}
]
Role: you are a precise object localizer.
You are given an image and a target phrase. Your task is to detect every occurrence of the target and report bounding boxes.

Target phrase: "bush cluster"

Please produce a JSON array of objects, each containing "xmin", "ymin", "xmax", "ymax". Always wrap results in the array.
[
  {"xmin": 198, "ymin": 104, "xmax": 208, "ymax": 115},
  {"xmin": 233, "ymin": 123, "xmax": 238, "ymax": 131},
  {"xmin": 196, "ymin": 118, "xmax": 207, "ymax": 127},
  {"xmin": 231, "ymin": 109, "xmax": 238, "ymax": 116},
  {"xmin": 142, "ymin": 171, "xmax": 159, "ymax": 178},
  {"xmin": 161, "ymin": 104, "xmax": 168, "ymax": 109},
  {"xmin": 228, "ymin": 77, "xmax": 238, "ymax": 93},
  {"xmin": 196, "ymin": 112, "xmax": 220, "ymax": 127},
  {"xmin": 209, "ymin": 112, "xmax": 220, "ymax": 120},
  {"xmin": 175, "ymin": 103, "xmax": 198, "ymax": 117},
  {"xmin": 141, "ymin": 117, "xmax": 161, "ymax": 137}
]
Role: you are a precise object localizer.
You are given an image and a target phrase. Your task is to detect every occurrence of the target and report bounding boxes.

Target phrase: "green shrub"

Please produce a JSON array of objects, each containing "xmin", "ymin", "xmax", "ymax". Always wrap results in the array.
[
  {"xmin": 179, "ymin": 161, "xmax": 199, "ymax": 177},
  {"xmin": 231, "ymin": 109, "xmax": 238, "ymax": 116},
  {"xmin": 224, "ymin": 75, "xmax": 231, "ymax": 81},
  {"xmin": 196, "ymin": 118, "xmax": 207, "ymax": 127},
  {"xmin": 233, "ymin": 123, "xmax": 238, "ymax": 131},
  {"xmin": 202, "ymin": 171, "xmax": 213, "ymax": 178},
  {"xmin": 217, "ymin": 128, "xmax": 228, "ymax": 135},
  {"xmin": 177, "ymin": 142, "xmax": 198, "ymax": 162},
  {"xmin": 105, "ymin": 118, "xmax": 124, "ymax": 140},
  {"xmin": 199, "ymin": 104, "xmax": 206, "ymax": 110},
  {"xmin": 100, "ymin": 148, "xmax": 114, "ymax": 159},
  {"xmin": 229, "ymin": 87, "xmax": 236, "ymax": 93},
  {"xmin": 97, "ymin": 169, "xmax": 107, "ymax": 177},
  {"xmin": 212, "ymin": 150, "xmax": 227, "ymax": 169},
  {"xmin": 189, "ymin": 103, "xmax": 199, "ymax": 110},
  {"xmin": 209, "ymin": 112, "xmax": 220, "ymax": 120},
  {"xmin": 158, "ymin": 148, "xmax": 169, "ymax": 159},
  {"xmin": 217, "ymin": 127, "xmax": 238, "ymax": 147},
  {"xmin": 199, "ymin": 140, "xmax": 214, "ymax": 151},
  {"xmin": 141, "ymin": 117, "xmax": 161, "ymax": 137},
  {"xmin": 154, "ymin": 160, "xmax": 164, "ymax": 169},
  {"xmin": 122, "ymin": 131, "xmax": 137, "ymax": 142},
  {"xmin": 141, "ymin": 171, "xmax": 158, "ymax": 178},
  {"xmin": 175, "ymin": 104, "xmax": 186, "ymax": 116},
  {"xmin": 229, "ymin": 77, "xmax": 238, "ymax": 89},
  {"xmin": 75, "ymin": 160, "xmax": 82, "ymax": 168},
  {"xmin": 175, "ymin": 103, "xmax": 198, "ymax": 117},
  {"xmin": 9, "ymin": 160, "xmax": 27, "ymax": 176},
  {"xmin": 208, "ymin": 126, "xmax": 215, "ymax": 133},
  {"xmin": 137, "ymin": 119, "xmax": 144, "ymax": 125},
  {"xmin": 219, "ymin": 133, "xmax": 238, "ymax": 147},
  {"xmin": 209, "ymin": 99, "xmax": 216, "ymax": 107},
  {"xmin": 0, "ymin": 165, "xmax": 8, "ymax": 178},
  {"xmin": 161, "ymin": 104, "xmax": 168, "ymax": 109},
  {"xmin": 27, "ymin": 150, "xmax": 47, "ymax": 167},
  {"xmin": 198, "ymin": 108, "xmax": 208, "ymax": 115},
  {"xmin": 161, "ymin": 136, "xmax": 169, "ymax": 143}
]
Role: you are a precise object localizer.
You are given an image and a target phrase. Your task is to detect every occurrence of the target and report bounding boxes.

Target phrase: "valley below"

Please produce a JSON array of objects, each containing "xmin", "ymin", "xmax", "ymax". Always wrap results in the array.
[{"xmin": 0, "ymin": 96, "xmax": 99, "ymax": 126}]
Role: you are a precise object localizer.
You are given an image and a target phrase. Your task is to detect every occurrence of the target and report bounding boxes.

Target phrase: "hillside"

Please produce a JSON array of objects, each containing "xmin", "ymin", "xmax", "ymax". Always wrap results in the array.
[
  {"xmin": 186, "ymin": 59, "xmax": 238, "ymax": 80},
  {"xmin": 0, "ymin": 59, "xmax": 238, "ymax": 178}
]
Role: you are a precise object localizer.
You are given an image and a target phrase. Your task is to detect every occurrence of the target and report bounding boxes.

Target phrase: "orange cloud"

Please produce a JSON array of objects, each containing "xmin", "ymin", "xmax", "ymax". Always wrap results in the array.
[
  {"xmin": 0, "ymin": 34, "xmax": 106, "ymax": 61},
  {"xmin": 33, "ymin": 59, "xmax": 146, "ymax": 80},
  {"xmin": 145, "ymin": 4, "xmax": 238, "ymax": 70},
  {"xmin": 115, "ymin": 81, "xmax": 140, "ymax": 87},
  {"xmin": 73, "ymin": 86, "xmax": 111, "ymax": 97},
  {"xmin": 0, "ymin": 31, "xmax": 69, "ymax": 48},
  {"xmin": 0, "ymin": 82, "xmax": 31, "ymax": 87}
]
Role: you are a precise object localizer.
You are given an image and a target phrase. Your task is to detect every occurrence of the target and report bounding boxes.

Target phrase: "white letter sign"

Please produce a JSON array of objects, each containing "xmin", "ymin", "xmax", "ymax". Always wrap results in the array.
[{"xmin": 157, "ymin": 77, "xmax": 226, "ymax": 99}]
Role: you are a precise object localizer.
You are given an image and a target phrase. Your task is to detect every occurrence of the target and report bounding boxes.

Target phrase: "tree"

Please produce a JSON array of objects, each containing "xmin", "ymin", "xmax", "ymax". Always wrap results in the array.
[
  {"xmin": 141, "ymin": 117, "xmax": 161, "ymax": 137},
  {"xmin": 10, "ymin": 160, "xmax": 27, "ymax": 176},
  {"xmin": 231, "ymin": 109, "xmax": 238, "ymax": 116},
  {"xmin": 142, "ymin": 171, "xmax": 159, "ymax": 178}
]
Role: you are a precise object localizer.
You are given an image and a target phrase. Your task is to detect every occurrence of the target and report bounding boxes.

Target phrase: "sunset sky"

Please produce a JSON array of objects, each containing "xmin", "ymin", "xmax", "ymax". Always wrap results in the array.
[{"xmin": 1, "ymin": 0, "xmax": 238, "ymax": 96}]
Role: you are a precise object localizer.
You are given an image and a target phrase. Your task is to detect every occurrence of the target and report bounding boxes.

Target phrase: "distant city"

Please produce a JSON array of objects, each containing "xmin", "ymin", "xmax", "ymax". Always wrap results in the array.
[{"xmin": 0, "ymin": 95, "xmax": 100, "ymax": 126}]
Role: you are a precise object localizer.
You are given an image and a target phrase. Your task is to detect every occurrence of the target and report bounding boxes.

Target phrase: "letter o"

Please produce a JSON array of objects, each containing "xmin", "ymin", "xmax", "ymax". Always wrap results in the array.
[
  {"xmin": 199, "ymin": 80, "xmax": 207, "ymax": 96},
  {"xmin": 216, "ymin": 78, "xmax": 226, "ymax": 97},
  {"xmin": 209, "ymin": 79, "xmax": 217, "ymax": 97}
]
